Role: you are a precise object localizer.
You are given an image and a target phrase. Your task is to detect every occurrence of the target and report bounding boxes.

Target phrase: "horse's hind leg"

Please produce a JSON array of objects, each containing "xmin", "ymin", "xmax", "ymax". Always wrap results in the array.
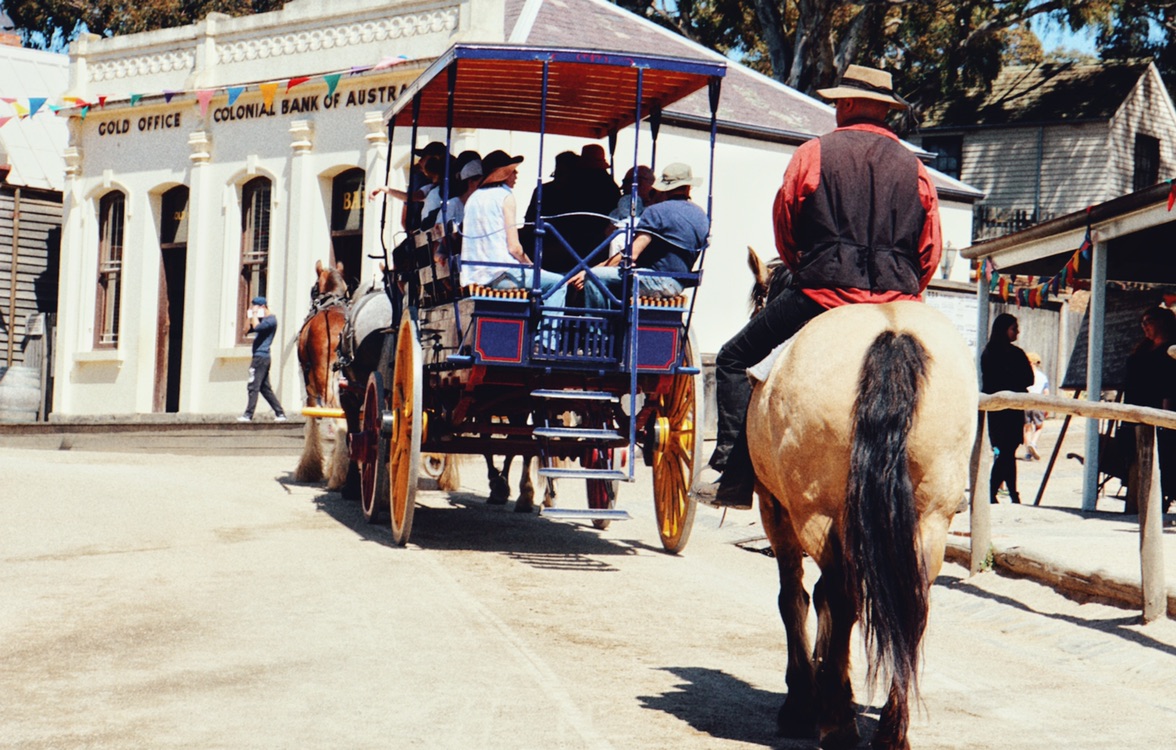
[
  {"xmin": 294, "ymin": 417, "xmax": 325, "ymax": 483},
  {"xmin": 514, "ymin": 456, "xmax": 535, "ymax": 513},
  {"xmin": 760, "ymin": 491, "xmax": 817, "ymax": 739},
  {"xmin": 812, "ymin": 550, "xmax": 859, "ymax": 750},
  {"xmin": 486, "ymin": 456, "xmax": 509, "ymax": 505}
]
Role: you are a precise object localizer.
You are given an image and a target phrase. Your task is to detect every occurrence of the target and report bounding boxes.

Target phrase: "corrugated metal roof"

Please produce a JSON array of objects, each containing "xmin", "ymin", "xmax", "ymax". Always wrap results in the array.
[{"xmin": 0, "ymin": 45, "xmax": 69, "ymax": 192}]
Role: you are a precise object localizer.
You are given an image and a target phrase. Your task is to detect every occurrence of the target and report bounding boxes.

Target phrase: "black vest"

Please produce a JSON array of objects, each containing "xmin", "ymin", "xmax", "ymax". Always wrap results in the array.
[{"xmin": 793, "ymin": 129, "xmax": 926, "ymax": 295}]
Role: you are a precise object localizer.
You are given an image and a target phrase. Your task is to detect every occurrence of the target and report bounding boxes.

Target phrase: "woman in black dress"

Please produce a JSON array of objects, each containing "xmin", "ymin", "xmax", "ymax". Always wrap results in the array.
[{"xmin": 981, "ymin": 313, "xmax": 1034, "ymax": 503}]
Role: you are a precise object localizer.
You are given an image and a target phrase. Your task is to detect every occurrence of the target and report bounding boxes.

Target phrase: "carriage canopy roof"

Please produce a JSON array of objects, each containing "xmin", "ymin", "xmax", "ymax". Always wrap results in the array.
[{"xmin": 383, "ymin": 44, "xmax": 727, "ymax": 140}]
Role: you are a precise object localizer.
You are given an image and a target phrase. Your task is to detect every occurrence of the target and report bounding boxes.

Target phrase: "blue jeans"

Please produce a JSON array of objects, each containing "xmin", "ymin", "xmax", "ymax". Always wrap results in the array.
[
  {"xmin": 493, "ymin": 267, "xmax": 567, "ymax": 348},
  {"xmin": 583, "ymin": 267, "xmax": 682, "ymax": 309},
  {"xmin": 492, "ymin": 267, "xmax": 567, "ymax": 308}
]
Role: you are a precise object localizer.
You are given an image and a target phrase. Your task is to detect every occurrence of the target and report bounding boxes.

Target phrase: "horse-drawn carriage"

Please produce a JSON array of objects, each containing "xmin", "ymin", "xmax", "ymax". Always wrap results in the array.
[{"xmin": 334, "ymin": 44, "xmax": 726, "ymax": 551}]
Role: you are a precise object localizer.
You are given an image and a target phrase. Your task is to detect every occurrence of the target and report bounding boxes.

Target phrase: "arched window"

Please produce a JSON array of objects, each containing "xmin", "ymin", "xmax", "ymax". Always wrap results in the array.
[
  {"xmin": 330, "ymin": 168, "xmax": 365, "ymax": 294},
  {"xmin": 238, "ymin": 177, "xmax": 272, "ymax": 341},
  {"xmin": 95, "ymin": 191, "xmax": 126, "ymax": 348}
]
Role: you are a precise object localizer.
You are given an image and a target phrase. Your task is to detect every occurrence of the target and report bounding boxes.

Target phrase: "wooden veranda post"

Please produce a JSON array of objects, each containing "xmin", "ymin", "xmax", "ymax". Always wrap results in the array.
[{"xmin": 1135, "ymin": 424, "xmax": 1166, "ymax": 623}]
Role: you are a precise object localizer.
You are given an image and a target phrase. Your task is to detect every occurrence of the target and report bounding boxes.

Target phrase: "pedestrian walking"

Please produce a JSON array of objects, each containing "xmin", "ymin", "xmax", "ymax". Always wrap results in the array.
[{"xmin": 239, "ymin": 296, "xmax": 287, "ymax": 423}]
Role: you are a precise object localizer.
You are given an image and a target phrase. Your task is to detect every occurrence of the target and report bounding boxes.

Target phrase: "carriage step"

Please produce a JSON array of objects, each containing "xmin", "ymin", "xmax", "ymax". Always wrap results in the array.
[
  {"xmin": 538, "ymin": 467, "xmax": 630, "ymax": 481},
  {"xmin": 448, "ymin": 354, "xmax": 473, "ymax": 365},
  {"xmin": 531, "ymin": 389, "xmax": 617, "ymax": 402},
  {"xmin": 533, "ymin": 427, "xmax": 623, "ymax": 441},
  {"xmin": 540, "ymin": 508, "xmax": 632, "ymax": 522}
]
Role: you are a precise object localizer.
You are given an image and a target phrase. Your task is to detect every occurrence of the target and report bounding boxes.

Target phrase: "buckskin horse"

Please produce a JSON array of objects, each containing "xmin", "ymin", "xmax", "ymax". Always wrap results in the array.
[
  {"xmin": 745, "ymin": 249, "xmax": 976, "ymax": 750},
  {"xmin": 294, "ymin": 261, "xmax": 350, "ymax": 486}
]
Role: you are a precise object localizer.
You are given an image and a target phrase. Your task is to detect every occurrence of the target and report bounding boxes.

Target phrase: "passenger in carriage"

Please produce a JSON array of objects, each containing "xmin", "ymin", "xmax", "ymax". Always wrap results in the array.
[
  {"xmin": 523, "ymin": 151, "xmax": 587, "ymax": 275},
  {"xmin": 570, "ymin": 161, "xmax": 709, "ymax": 309},
  {"xmin": 609, "ymin": 165, "xmax": 657, "ymax": 222},
  {"xmin": 367, "ymin": 141, "xmax": 451, "ymax": 232},
  {"xmin": 460, "ymin": 149, "xmax": 567, "ymax": 307},
  {"xmin": 434, "ymin": 151, "xmax": 483, "ymax": 231}
]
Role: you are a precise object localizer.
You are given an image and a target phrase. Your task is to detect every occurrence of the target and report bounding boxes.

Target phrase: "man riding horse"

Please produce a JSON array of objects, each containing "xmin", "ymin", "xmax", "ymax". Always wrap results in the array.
[{"xmin": 691, "ymin": 64, "xmax": 943, "ymax": 509}]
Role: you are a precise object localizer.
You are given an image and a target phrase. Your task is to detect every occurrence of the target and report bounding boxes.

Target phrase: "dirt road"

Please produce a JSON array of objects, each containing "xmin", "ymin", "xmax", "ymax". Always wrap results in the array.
[{"xmin": 3, "ymin": 444, "xmax": 1175, "ymax": 748}]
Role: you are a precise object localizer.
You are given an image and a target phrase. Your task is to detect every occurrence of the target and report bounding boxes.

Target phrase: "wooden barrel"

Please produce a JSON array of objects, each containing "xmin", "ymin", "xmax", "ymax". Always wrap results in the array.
[{"xmin": 0, "ymin": 365, "xmax": 42, "ymax": 422}]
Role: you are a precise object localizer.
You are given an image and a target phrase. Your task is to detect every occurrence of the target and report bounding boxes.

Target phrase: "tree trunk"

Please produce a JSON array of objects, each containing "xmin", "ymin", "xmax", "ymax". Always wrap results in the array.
[{"xmin": 751, "ymin": 0, "xmax": 792, "ymax": 83}]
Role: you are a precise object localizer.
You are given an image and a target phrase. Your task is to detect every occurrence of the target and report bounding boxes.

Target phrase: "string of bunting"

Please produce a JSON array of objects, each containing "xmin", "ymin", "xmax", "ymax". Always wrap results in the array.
[
  {"xmin": 982, "ymin": 183, "xmax": 1176, "ymax": 308},
  {"xmin": 981, "ymin": 208, "xmax": 1094, "ymax": 309},
  {"xmin": 0, "ymin": 54, "xmax": 410, "ymax": 128}
]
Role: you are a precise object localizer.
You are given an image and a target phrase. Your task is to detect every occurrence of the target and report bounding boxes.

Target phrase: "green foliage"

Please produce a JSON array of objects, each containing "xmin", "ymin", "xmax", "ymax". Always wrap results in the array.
[
  {"xmin": 5, "ymin": 0, "xmax": 285, "ymax": 49},
  {"xmin": 610, "ymin": 0, "xmax": 1176, "ymax": 126}
]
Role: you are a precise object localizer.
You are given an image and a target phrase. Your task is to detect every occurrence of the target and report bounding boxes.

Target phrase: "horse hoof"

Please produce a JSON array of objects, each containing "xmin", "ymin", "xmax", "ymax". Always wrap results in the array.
[
  {"xmin": 487, "ymin": 494, "xmax": 508, "ymax": 505},
  {"xmin": 819, "ymin": 721, "xmax": 860, "ymax": 750},
  {"xmin": 514, "ymin": 497, "xmax": 534, "ymax": 513},
  {"xmin": 776, "ymin": 700, "xmax": 817, "ymax": 739}
]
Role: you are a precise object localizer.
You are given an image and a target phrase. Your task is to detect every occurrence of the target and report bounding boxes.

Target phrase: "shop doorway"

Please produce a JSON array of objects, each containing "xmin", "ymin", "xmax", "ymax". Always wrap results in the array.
[
  {"xmin": 331, "ymin": 169, "xmax": 365, "ymax": 294},
  {"xmin": 154, "ymin": 186, "xmax": 188, "ymax": 413}
]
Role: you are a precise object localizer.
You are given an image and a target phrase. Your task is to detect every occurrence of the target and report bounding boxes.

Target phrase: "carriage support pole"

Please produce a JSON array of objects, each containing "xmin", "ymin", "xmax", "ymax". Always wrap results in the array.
[
  {"xmin": 1135, "ymin": 424, "xmax": 1167, "ymax": 622},
  {"xmin": 968, "ymin": 411, "xmax": 993, "ymax": 575}
]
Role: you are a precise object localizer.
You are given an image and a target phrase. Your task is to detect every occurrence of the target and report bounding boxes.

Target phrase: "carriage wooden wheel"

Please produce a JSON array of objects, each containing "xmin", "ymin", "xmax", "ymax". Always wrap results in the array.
[
  {"xmin": 387, "ymin": 316, "xmax": 422, "ymax": 546},
  {"xmin": 358, "ymin": 371, "xmax": 389, "ymax": 524},
  {"xmin": 585, "ymin": 447, "xmax": 618, "ymax": 531},
  {"xmin": 649, "ymin": 339, "xmax": 702, "ymax": 553}
]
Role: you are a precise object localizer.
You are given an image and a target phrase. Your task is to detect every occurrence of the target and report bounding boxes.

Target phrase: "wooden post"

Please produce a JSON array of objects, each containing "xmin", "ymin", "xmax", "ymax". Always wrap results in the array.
[
  {"xmin": 969, "ymin": 411, "xmax": 993, "ymax": 575},
  {"xmin": 1135, "ymin": 424, "xmax": 1166, "ymax": 623}
]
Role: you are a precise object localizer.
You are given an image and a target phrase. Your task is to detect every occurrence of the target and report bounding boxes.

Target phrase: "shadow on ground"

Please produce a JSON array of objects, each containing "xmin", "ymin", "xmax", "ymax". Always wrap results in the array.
[
  {"xmin": 936, "ymin": 571, "xmax": 1176, "ymax": 656},
  {"xmin": 293, "ymin": 481, "xmax": 660, "ymax": 563},
  {"xmin": 638, "ymin": 666, "xmax": 880, "ymax": 749}
]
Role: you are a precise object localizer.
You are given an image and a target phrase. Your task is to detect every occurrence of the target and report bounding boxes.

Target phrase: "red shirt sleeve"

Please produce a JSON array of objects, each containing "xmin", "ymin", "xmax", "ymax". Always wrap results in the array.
[
  {"xmin": 773, "ymin": 138, "xmax": 822, "ymax": 271},
  {"xmin": 914, "ymin": 160, "xmax": 942, "ymax": 292}
]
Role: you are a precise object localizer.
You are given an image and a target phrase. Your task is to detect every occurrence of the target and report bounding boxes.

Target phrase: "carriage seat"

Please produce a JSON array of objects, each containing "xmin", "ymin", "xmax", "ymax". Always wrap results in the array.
[
  {"xmin": 638, "ymin": 294, "xmax": 688, "ymax": 308},
  {"xmin": 463, "ymin": 284, "xmax": 529, "ymax": 300}
]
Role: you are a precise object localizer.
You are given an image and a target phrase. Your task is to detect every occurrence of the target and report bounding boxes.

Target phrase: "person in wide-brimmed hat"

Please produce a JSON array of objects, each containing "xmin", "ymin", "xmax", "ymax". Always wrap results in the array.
[
  {"xmin": 571, "ymin": 159, "xmax": 709, "ymax": 312},
  {"xmin": 692, "ymin": 63, "xmax": 943, "ymax": 510},
  {"xmin": 459, "ymin": 149, "xmax": 567, "ymax": 325}
]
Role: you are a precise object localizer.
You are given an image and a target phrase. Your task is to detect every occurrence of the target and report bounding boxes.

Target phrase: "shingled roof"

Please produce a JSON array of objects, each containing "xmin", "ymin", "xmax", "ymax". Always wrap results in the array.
[
  {"xmin": 505, "ymin": 0, "xmax": 834, "ymax": 137},
  {"xmin": 920, "ymin": 59, "xmax": 1154, "ymax": 131}
]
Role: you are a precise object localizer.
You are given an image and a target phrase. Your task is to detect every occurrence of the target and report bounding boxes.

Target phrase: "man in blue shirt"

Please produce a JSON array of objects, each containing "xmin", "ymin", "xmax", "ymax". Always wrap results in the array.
[
  {"xmin": 572, "ymin": 162, "xmax": 708, "ymax": 308},
  {"xmin": 239, "ymin": 296, "xmax": 287, "ymax": 422}
]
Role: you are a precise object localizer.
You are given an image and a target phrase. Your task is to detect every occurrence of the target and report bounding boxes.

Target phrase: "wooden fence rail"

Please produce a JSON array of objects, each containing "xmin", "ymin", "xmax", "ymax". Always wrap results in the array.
[{"xmin": 972, "ymin": 391, "xmax": 1172, "ymax": 622}]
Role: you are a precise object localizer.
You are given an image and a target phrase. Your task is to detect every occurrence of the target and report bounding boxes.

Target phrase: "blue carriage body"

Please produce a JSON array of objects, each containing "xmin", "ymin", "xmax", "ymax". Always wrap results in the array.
[{"xmin": 382, "ymin": 44, "xmax": 726, "ymax": 382}]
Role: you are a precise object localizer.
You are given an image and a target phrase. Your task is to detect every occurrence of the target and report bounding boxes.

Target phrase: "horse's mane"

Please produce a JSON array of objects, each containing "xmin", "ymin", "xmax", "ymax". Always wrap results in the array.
[{"xmin": 750, "ymin": 258, "xmax": 795, "ymax": 313}]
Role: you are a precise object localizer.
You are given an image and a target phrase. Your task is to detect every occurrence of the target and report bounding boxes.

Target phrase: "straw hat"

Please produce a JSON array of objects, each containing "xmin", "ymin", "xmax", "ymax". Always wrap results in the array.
[{"xmin": 816, "ymin": 65, "xmax": 908, "ymax": 110}]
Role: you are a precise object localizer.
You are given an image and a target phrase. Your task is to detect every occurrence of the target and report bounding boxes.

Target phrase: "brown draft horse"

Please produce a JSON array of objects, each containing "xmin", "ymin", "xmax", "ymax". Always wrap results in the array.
[
  {"xmin": 745, "ymin": 249, "xmax": 977, "ymax": 749},
  {"xmin": 294, "ymin": 261, "xmax": 350, "ymax": 486}
]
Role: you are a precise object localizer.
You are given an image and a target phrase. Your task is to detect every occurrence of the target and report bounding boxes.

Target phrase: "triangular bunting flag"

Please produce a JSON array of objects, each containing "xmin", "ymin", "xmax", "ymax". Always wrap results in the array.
[
  {"xmin": 350, "ymin": 65, "xmax": 370, "ymax": 76},
  {"xmin": 372, "ymin": 54, "xmax": 408, "ymax": 71},
  {"xmin": 259, "ymin": 82, "xmax": 279, "ymax": 109},
  {"xmin": 130, "ymin": 94, "xmax": 143, "ymax": 106},
  {"xmin": 28, "ymin": 97, "xmax": 46, "ymax": 116},
  {"xmin": 0, "ymin": 97, "xmax": 15, "ymax": 104},
  {"xmin": 286, "ymin": 76, "xmax": 310, "ymax": 92},
  {"xmin": 227, "ymin": 86, "xmax": 245, "ymax": 106},
  {"xmin": 1167, "ymin": 179, "xmax": 1175, "ymax": 211},
  {"xmin": 48, "ymin": 105, "xmax": 64, "ymax": 112},
  {"xmin": 98, "ymin": 96, "xmax": 107, "ymax": 108},
  {"xmin": 196, "ymin": 89, "xmax": 215, "ymax": 118},
  {"xmin": 164, "ymin": 91, "xmax": 177, "ymax": 103},
  {"xmin": 80, "ymin": 106, "xmax": 90, "ymax": 120},
  {"xmin": 0, "ymin": 116, "xmax": 12, "ymax": 128},
  {"xmin": 13, "ymin": 102, "xmax": 28, "ymax": 117},
  {"xmin": 323, "ymin": 73, "xmax": 341, "ymax": 98}
]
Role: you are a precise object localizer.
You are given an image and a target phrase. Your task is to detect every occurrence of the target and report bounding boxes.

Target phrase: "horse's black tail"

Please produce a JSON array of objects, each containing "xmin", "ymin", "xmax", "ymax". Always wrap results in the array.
[{"xmin": 844, "ymin": 329, "xmax": 930, "ymax": 703}]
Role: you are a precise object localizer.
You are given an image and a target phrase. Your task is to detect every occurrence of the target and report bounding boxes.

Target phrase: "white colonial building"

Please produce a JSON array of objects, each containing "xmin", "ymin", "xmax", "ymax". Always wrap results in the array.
[{"xmin": 52, "ymin": 0, "xmax": 980, "ymax": 417}]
